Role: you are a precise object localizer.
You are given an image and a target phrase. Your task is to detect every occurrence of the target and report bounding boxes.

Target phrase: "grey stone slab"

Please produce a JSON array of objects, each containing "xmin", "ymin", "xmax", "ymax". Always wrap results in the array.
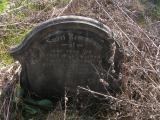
[{"xmin": 10, "ymin": 16, "xmax": 123, "ymax": 99}]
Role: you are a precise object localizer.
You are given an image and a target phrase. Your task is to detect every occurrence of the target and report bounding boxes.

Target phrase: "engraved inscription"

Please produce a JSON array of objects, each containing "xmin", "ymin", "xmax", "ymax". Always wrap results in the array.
[
  {"xmin": 28, "ymin": 31, "xmax": 103, "ymax": 67},
  {"xmin": 46, "ymin": 32, "xmax": 102, "ymax": 49},
  {"xmin": 46, "ymin": 34, "xmax": 65, "ymax": 43}
]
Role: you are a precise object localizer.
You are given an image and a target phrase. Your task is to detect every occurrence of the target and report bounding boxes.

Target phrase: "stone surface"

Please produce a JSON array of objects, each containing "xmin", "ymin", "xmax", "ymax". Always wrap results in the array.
[{"xmin": 10, "ymin": 16, "xmax": 123, "ymax": 99}]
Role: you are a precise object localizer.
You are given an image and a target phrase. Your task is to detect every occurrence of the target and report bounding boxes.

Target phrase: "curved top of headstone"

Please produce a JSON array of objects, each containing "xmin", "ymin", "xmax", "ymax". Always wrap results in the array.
[{"xmin": 10, "ymin": 16, "xmax": 115, "ymax": 56}]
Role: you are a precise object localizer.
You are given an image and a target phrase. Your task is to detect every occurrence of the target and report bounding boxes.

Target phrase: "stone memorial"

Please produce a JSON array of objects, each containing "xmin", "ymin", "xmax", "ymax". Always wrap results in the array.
[{"xmin": 10, "ymin": 16, "xmax": 123, "ymax": 100}]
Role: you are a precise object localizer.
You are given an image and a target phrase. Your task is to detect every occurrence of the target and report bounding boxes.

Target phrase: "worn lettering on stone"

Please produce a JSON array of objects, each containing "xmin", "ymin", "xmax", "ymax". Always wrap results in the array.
[{"xmin": 10, "ymin": 16, "xmax": 124, "ymax": 99}]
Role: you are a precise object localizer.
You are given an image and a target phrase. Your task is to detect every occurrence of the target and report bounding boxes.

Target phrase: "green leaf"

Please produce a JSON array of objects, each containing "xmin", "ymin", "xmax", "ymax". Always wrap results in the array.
[
  {"xmin": 37, "ymin": 99, "xmax": 53, "ymax": 109},
  {"xmin": 22, "ymin": 104, "xmax": 41, "ymax": 119}
]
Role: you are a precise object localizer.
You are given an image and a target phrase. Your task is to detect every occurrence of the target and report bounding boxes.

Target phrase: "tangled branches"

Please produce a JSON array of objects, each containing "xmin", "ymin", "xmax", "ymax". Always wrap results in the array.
[{"xmin": 0, "ymin": 0, "xmax": 160, "ymax": 119}]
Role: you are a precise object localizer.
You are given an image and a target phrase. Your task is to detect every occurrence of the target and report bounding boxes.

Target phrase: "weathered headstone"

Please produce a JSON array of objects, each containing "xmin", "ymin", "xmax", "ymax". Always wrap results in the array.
[{"xmin": 10, "ymin": 16, "xmax": 123, "ymax": 100}]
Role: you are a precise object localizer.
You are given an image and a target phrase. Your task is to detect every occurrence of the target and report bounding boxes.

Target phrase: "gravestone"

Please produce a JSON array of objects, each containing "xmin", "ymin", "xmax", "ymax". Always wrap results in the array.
[{"xmin": 10, "ymin": 16, "xmax": 123, "ymax": 99}]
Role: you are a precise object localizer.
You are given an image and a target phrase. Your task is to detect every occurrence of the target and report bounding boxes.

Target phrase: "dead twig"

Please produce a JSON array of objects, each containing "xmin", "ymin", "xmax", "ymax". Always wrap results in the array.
[{"xmin": 77, "ymin": 86, "xmax": 140, "ymax": 106}]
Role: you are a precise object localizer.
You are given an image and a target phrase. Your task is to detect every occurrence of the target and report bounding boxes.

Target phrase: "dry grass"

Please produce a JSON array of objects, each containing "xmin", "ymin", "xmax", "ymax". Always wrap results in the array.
[{"xmin": 0, "ymin": 0, "xmax": 160, "ymax": 119}]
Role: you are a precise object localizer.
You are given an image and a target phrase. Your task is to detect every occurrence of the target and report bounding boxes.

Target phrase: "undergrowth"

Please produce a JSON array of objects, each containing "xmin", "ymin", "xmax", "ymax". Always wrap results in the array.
[
  {"xmin": 139, "ymin": 0, "xmax": 160, "ymax": 21},
  {"xmin": 0, "ymin": 0, "xmax": 160, "ymax": 119},
  {"xmin": 0, "ymin": 0, "xmax": 8, "ymax": 13}
]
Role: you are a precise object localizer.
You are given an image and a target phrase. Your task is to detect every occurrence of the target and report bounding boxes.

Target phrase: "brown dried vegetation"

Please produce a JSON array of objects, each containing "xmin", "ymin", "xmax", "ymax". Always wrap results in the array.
[{"xmin": 0, "ymin": 0, "xmax": 160, "ymax": 119}]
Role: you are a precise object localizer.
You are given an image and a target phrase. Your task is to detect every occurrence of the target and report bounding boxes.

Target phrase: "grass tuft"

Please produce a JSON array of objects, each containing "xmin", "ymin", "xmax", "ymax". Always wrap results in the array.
[{"xmin": 0, "ymin": 0, "xmax": 8, "ymax": 13}]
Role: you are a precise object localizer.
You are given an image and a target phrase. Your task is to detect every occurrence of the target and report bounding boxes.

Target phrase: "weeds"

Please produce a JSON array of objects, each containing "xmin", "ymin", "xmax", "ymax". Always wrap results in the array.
[
  {"xmin": 0, "ymin": 0, "xmax": 160, "ymax": 119},
  {"xmin": 0, "ymin": 0, "xmax": 8, "ymax": 13}
]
